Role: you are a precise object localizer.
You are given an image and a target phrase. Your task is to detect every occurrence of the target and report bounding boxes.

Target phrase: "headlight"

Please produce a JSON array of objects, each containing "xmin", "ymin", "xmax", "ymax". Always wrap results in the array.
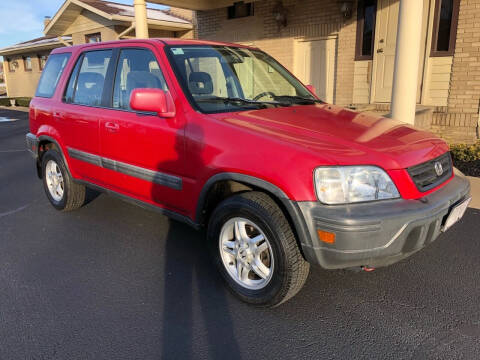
[{"xmin": 314, "ymin": 166, "xmax": 400, "ymax": 204}]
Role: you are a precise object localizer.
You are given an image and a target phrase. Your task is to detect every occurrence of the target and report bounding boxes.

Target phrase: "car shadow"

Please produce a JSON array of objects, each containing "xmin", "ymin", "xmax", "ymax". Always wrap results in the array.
[
  {"xmin": 154, "ymin": 124, "xmax": 242, "ymax": 359},
  {"xmin": 160, "ymin": 221, "xmax": 241, "ymax": 359}
]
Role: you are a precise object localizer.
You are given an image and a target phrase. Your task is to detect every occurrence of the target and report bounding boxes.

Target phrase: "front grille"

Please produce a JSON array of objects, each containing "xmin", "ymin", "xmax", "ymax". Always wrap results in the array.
[{"xmin": 407, "ymin": 152, "xmax": 452, "ymax": 192}]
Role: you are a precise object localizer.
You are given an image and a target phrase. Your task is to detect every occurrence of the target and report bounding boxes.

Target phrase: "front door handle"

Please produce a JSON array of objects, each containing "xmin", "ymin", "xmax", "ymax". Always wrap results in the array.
[
  {"xmin": 105, "ymin": 122, "xmax": 119, "ymax": 132},
  {"xmin": 377, "ymin": 48, "xmax": 384, "ymax": 53}
]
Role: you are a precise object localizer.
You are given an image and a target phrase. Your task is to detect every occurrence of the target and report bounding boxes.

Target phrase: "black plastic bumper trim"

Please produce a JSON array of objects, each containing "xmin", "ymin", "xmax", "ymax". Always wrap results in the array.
[
  {"xmin": 294, "ymin": 174, "xmax": 471, "ymax": 269},
  {"xmin": 67, "ymin": 147, "xmax": 182, "ymax": 190},
  {"xmin": 25, "ymin": 133, "xmax": 39, "ymax": 159}
]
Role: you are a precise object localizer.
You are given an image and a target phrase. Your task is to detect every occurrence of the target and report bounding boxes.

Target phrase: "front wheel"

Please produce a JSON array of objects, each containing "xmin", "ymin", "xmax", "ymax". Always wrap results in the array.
[
  {"xmin": 208, "ymin": 192, "xmax": 309, "ymax": 307},
  {"xmin": 41, "ymin": 149, "xmax": 86, "ymax": 211}
]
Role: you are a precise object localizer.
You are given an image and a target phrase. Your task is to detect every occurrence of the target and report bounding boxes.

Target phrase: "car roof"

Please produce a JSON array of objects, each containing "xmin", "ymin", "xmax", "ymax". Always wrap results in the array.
[{"xmin": 50, "ymin": 38, "xmax": 258, "ymax": 54}]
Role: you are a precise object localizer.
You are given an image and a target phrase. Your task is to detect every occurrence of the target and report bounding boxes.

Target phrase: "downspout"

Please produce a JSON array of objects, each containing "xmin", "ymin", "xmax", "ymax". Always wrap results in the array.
[
  {"xmin": 3, "ymin": 59, "xmax": 10, "ymax": 98},
  {"xmin": 477, "ymin": 100, "xmax": 480, "ymax": 140},
  {"xmin": 117, "ymin": 22, "xmax": 136, "ymax": 39}
]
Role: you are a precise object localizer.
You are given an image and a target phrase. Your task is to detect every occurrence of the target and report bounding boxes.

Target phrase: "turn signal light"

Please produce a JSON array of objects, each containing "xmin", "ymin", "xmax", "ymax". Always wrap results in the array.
[{"xmin": 317, "ymin": 229, "xmax": 335, "ymax": 244}]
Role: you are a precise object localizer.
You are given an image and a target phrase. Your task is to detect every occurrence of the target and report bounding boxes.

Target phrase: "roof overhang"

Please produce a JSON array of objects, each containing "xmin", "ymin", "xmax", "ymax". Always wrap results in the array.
[
  {"xmin": 0, "ymin": 38, "xmax": 72, "ymax": 57},
  {"xmin": 147, "ymin": 0, "xmax": 256, "ymax": 11},
  {"xmin": 45, "ymin": 0, "xmax": 193, "ymax": 36}
]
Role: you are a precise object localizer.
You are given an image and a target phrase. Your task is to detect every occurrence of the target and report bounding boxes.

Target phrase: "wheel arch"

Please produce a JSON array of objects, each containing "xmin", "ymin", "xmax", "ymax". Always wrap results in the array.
[
  {"xmin": 196, "ymin": 173, "xmax": 310, "ymax": 259},
  {"xmin": 37, "ymin": 135, "xmax": 72, "ymax": 179}
]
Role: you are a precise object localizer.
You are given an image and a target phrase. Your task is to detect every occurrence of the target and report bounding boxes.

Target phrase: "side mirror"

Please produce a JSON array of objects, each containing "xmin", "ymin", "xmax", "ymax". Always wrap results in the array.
[
  {"xmin": 306, "ymin": 85, "xmax": 316, "ymax": 96},
  {"xmin": 130, "ymin": 88, "xmax": 176, "ymax": 118}
]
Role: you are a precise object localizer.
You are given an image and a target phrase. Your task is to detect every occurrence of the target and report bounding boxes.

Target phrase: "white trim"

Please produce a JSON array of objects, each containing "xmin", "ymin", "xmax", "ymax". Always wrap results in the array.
[{"xmin": 44, "ymin": 0, "xmax": 193, "ymax": 36}]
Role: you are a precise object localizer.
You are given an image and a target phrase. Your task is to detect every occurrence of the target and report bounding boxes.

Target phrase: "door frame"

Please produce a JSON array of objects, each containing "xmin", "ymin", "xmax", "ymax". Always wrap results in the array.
[{"xmin": 370, "ymin": 0, "xmax": 431, "ymax": 104}]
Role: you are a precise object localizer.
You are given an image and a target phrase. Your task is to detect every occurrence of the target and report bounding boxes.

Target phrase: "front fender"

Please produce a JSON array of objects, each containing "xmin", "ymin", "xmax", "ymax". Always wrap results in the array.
[{"xmin": 195, "ymin": 172, "xmax": 312, "ymax": 253}]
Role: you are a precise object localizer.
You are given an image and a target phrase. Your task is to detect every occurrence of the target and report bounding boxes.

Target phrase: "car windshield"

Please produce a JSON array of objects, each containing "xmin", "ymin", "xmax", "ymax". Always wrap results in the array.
[{"xmin": 166, "ymin": 45, "xmax": 322, "ymax": 113}]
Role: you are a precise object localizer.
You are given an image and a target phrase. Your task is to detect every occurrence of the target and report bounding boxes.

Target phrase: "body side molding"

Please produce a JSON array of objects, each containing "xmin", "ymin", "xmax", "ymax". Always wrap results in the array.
[{"xmin": 67, "ymin": 147, "xmax": 183, "ymax": 190}]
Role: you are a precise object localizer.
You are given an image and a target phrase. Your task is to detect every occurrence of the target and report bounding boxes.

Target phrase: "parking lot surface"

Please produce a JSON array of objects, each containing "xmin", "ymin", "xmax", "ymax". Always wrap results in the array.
[{"xmin": 1, "ymin": 108, "xmax": 479, "ymax": 359}]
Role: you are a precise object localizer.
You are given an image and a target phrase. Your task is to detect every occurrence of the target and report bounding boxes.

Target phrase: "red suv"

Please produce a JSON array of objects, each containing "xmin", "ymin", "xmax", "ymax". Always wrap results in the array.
[{"xmin": 27, "ymin": 39, "xmax": 471, "ymax": 306}]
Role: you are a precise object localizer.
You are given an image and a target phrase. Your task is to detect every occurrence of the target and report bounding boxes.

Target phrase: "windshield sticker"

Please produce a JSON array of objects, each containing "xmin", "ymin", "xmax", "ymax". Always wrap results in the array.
[{"xmin": 171, "ymin": 48, "xmax": 184, "ymax": 55}]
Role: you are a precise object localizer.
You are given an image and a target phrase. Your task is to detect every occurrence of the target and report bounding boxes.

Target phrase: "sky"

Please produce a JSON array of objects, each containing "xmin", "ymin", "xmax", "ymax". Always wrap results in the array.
[{"xmin": 0, "ymin": 0, "xmax": 167, "ymax": 49}]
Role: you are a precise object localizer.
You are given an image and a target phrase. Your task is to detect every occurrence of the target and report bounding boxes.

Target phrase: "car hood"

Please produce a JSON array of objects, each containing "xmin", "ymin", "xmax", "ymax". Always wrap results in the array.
[{"xmin": 212, "ymin": 104, "xmax": 449, "ymax": 170}]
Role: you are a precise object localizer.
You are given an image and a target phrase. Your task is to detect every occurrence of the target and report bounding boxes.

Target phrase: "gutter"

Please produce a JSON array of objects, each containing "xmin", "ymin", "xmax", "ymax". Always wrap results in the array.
[{"xmin": 117, "ymin": 22, "xmax": 136, "ymax": 40}]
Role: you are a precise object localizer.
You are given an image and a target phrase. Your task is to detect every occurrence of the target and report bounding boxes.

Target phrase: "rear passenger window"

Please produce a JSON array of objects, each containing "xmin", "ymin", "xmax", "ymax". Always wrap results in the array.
[
  {"xmin": 65, "ymin": 50, "xmax": 112, "ymax": 107},
  {"xmin": 112, "ymin": 49, "xmax": 167, "ymax": 110},
  {"xmin": 36, "ymin": 53, "xmax": 71, "ymax": 98}
]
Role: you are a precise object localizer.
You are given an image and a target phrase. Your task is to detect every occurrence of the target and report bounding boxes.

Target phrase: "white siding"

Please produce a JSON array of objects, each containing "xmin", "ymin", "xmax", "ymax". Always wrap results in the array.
[{"xmin": 422, "ymin": 56, "xmax": 453, "ymax": 106}]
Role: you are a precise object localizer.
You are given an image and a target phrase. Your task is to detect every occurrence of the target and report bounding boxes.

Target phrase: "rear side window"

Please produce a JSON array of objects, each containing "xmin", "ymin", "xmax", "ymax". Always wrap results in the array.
[
  {"xmin": 35, "ymin": 53, "xmax": 71, "ymax": 98},
  {"xmin": 65, "ymin": 50, "xmax": 112, "ymax": 107},
  {"xmin": 112, "ymin": 48, "xmax": 167, "ymax": 110}
]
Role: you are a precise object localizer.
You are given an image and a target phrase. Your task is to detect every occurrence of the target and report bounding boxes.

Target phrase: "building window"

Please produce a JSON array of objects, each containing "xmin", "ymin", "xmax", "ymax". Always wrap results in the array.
[
  {"xmin": 38, "ymin": 54, "xmax": 48, "ymax": 70},
  {"xmin": 227, "ymin": 2, "xmax": 254, "ymax": 19},
  {"xmin": 85, "ymin": 32, "xmax": 102, "ymax": 43},
  {"xmin": 23, "ymin": 56, "xmax": 32, "ymax": 71},
  {"xmin": 355, "ymin": 0, "xmax": 377, "ymax": 61},
  {"xmin": 7, "ymin": 58, "xmax": 16, "ymax": 72},
  {"xmin": 431, "ymin": 0, "xmax": 460, "ymax": 57}
]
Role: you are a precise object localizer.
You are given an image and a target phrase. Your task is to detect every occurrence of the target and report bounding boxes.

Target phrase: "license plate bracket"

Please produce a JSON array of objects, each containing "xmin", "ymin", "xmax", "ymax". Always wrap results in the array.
[{"xmin": 442, "ymin": 197, "xmax": 471, "ymax": 232}]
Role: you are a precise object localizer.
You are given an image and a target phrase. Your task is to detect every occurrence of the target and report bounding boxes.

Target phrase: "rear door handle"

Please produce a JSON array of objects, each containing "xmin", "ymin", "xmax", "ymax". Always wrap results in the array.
[{"xmin": 105, "ymin": 122, "xmax": 119, "ymax": 132}]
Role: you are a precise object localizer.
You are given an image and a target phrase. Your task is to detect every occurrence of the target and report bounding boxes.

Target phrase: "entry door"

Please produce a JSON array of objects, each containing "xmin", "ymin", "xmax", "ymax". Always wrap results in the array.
[
  {"xmin": 294, "ymin": 38, "xmax": 336, "ymax": 103},
  {"xmin": 372, "ymin": 0, "xmax": 399, "ymax": 103},
  {"xmin": 372, "ymin": 0, "xmax": 429, "ymax": 103}
]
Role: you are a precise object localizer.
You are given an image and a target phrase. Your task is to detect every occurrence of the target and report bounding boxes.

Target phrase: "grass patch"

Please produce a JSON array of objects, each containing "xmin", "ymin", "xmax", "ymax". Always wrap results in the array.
[{"xmin": 14, "ymin": 97, "xmax": 31, "ymax": 107}]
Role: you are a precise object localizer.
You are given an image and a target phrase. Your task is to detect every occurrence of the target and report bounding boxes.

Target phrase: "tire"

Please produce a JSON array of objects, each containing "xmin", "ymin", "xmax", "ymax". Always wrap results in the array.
[
  {"xmin": 41, "ymin": 149, "xmax": 86, "ymax": 211},
  {"xmin": 207, "ymin": 191, "xmax": 310, "ymax": 307}
]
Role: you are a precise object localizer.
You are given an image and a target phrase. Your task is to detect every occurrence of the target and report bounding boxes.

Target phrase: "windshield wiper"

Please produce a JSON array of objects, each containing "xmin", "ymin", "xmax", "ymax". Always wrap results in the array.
[
  {"xmin": 195, "ymin": 96, "xmax": 290, "ymax": 108},
  {"xmin": 273, "ymin": 95, "xmax": 324, "ymax": 105}
]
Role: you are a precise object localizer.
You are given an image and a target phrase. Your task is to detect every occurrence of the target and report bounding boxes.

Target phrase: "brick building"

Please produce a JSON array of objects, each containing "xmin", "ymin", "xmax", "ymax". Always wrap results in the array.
[
  {"xmin": 1, "ymin": 0, "xmax": 479, "ymax": 144},
  {"xmin": 155, "ymin": 0, "xmax": 479, "ymax": 144}
]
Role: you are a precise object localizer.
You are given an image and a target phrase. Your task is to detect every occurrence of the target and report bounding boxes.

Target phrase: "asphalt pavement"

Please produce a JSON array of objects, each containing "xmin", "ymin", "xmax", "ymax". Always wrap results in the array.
[{"xmin": 1, "ymin": 108, "xmax": 480, "ymax": 359}]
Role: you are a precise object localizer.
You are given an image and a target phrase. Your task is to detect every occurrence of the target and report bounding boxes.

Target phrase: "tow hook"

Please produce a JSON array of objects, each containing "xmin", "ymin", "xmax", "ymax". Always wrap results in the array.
[{"xmin": 362, "ymin": 266, "xmax": 375, "ymax": 272}]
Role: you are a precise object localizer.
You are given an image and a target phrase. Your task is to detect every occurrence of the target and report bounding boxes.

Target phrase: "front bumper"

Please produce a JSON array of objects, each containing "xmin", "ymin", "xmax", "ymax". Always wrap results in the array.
[{"xmin": 294, "ymin": 174, "xmax": 471, "ymax": 269}]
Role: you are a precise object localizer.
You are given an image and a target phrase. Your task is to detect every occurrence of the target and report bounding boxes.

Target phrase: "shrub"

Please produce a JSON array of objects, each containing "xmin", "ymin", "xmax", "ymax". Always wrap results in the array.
[
  {"xmin": 0, "ymin": 97, "xmax": 32, "ymax": 107},
  {"xmin": 15, "ymin": 97, "xmax": 31, "ymax": 107},
  {"xmin": 0, "ymin": 97, "xmax": 11, "ymax": 106},
  {"xmin": 450, "ymin": 142, "xmax": 480, "ymax": 162}
]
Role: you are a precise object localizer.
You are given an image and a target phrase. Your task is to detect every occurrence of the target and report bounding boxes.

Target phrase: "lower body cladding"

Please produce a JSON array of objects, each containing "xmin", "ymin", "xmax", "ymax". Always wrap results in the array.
[{"xmin": 295, "ymin": 175, "xmax": 471, "ymax": 270}]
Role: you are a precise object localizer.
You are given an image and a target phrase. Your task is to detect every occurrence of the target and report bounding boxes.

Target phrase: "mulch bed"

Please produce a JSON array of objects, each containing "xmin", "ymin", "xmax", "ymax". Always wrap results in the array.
[{"xmin": 452, "ymin": 159, "xmax": 480, "ymax": 178}]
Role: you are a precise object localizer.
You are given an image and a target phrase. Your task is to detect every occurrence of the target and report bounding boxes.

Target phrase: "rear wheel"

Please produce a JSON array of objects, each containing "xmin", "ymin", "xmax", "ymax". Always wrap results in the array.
[
  {"xmin": 41, "ymin": 149, "xmax": 86, "ymax": 211},
  {"xmin": 208, "ymin": 192, "xmax": 309, "ymax": 307}
]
